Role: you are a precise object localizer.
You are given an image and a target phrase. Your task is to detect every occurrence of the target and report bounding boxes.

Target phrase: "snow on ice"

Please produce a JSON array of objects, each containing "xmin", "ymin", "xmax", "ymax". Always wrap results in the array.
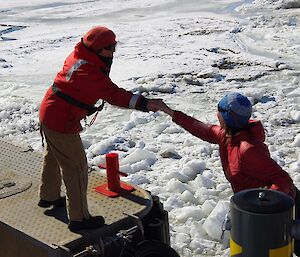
[{"xmin": 0, "ymin": 0, "xmax": 300, "ymax": 256}]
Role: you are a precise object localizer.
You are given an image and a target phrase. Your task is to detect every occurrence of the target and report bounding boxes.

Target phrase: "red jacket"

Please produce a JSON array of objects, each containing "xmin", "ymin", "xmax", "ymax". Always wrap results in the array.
[
  {"xmin": 40, "ymin": 42, "xmax": 145, "ymax": 133},
  {"xmin": 173, "ymin": 111, "xmax": 295, "ymax": 198}
]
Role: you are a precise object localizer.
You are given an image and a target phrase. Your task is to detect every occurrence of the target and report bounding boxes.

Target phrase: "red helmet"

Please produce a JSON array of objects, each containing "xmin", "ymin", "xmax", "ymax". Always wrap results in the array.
[{"xmin": 82, "ymin": 26, "xmax": 117, "ymax": 52}]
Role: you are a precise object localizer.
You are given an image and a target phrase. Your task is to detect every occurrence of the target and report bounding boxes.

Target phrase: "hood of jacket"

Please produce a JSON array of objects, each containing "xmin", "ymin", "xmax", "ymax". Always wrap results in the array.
[
  {"xmin": 231, "ymin": 120, "xmax": 266, "ymax": 143},
  {"xmin": 73, "ymin": 41, "xmax": 107, "ymax": 71}
]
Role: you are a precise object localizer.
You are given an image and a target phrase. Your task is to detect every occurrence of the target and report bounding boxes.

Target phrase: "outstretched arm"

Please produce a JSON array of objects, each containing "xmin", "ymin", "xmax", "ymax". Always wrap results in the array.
[
  {"xmin": 154, "ymin": 100, "xmax": 223, "ymax": 144},
  {"xmin": 160, "ymin": 102, "xmax": 175, "ymax": 117}
]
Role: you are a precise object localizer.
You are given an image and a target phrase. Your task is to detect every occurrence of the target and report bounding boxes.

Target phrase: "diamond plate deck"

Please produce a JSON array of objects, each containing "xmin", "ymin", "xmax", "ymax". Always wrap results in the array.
[{"xmin": 0, "ymin": 139, "xmax": 152, "ymax": 257}]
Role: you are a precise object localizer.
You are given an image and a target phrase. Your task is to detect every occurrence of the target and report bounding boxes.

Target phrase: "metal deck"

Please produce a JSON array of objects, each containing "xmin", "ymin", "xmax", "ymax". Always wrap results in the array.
[{"xmin": 0, "ymin": 139, "xmax": 152, "ymax": 257}]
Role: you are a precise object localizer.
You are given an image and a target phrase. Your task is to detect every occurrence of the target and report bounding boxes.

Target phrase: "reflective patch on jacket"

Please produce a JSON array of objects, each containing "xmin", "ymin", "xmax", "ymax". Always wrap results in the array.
[{"xmin": 66, "ymin": 59, "xmax": 88, "ymax": 81}]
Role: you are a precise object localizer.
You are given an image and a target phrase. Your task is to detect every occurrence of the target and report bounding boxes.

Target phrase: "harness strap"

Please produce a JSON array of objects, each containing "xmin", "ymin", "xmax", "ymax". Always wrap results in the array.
[
  {"xmin": 52, "ymin": 84, "xmax": 105, "ymax": 116},
  {"xmin": 40, "ymin": 125, "xmax": 45, "ymax": 148}
]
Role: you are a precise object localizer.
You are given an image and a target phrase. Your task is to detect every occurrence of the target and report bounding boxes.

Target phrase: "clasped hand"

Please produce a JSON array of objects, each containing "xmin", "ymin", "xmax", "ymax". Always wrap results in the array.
[{"xmin": 147, "ymin": 99, "xmax": 174, "ymax": 117}]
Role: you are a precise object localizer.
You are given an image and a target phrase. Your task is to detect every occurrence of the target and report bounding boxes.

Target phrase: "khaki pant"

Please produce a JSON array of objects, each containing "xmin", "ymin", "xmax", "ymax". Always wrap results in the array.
[{"xmin": 39, "ymin": 124, "xmax": 90, "ymax": 221}]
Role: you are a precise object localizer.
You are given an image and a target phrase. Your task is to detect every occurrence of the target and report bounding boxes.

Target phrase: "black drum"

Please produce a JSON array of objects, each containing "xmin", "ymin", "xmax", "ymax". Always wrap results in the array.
[{"xmin": 230, "ymin": 189, "xmax": 294, "ymax": 257}]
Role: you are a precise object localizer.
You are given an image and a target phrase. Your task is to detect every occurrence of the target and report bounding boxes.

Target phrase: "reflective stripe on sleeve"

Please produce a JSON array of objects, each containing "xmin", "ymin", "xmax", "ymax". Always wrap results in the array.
[
  {"xmin": 66, "ymin": 59, "xmax": 88, "ymax": 81},
  {"xmin": 129, "ymin": 94, "xmax": 140, "ymax": 109}
]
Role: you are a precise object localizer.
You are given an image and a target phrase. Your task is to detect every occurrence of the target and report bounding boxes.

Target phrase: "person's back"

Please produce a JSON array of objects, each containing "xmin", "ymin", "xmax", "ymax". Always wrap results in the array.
[{"xmin": 219, "ymin": 120, "xmax": 294, "ymax": 196}]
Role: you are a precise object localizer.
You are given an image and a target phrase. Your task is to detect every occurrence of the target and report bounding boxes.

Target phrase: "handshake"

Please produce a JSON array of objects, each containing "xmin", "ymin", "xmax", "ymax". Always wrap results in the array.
[{"xmin": 146, "ymin": 99, "xmax": 174, "ymax": 117}]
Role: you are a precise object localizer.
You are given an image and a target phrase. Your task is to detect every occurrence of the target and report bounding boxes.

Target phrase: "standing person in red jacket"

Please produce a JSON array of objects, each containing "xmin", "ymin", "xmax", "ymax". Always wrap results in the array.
[
  {"xmin": 158, "ymin": 92, "xmax": 300, "ymax": 254},
  {"xmin": 38, "ymin": 26, "xmax": 163, "ymax": 232}
]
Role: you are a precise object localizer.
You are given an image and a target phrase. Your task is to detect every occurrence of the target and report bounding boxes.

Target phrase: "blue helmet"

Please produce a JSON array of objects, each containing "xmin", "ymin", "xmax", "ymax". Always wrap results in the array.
[{"xmin": 218, "ymin": 92, "xmax": 252, "ymax": 128}]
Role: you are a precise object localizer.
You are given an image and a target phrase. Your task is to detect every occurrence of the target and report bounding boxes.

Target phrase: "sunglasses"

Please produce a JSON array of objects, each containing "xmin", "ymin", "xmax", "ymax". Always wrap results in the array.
[
  {"xmin": 104, "ymin": 43, "xmax": 117, "ymax": 52},
  {"xmin": 218, "ymin": 105, "xmax": 228, "ymax": 113}
]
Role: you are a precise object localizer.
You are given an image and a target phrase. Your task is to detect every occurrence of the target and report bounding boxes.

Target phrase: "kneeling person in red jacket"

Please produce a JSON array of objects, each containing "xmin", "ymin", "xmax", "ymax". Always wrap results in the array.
[
  {"xmin": 38, "ymin": 26, "xmax": 163, "ymax": 232},
  {"xmin": 159, "ymin": 92, "xmax": 300, "ymax": 254}
]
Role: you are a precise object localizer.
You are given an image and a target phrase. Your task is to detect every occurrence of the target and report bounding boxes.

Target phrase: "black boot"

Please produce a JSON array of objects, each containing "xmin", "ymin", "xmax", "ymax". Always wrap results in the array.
[
  {"xmin": 68, "ymin": 216, "xmax": 105, "ymax": 232},
  {"xmin": 38, "ymin": 196, "xmax": 66, "ymax": 208}
]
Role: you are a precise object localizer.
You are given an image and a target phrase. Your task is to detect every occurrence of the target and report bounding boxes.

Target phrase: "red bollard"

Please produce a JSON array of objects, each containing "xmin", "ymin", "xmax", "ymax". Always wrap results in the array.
[
  {"xmin": 95, "ymin": 152, "xmax": 134, "ymax": 197},
  {"xmin": 106, "ymin": 153, "xmax": 123, "ymax": 191}
]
